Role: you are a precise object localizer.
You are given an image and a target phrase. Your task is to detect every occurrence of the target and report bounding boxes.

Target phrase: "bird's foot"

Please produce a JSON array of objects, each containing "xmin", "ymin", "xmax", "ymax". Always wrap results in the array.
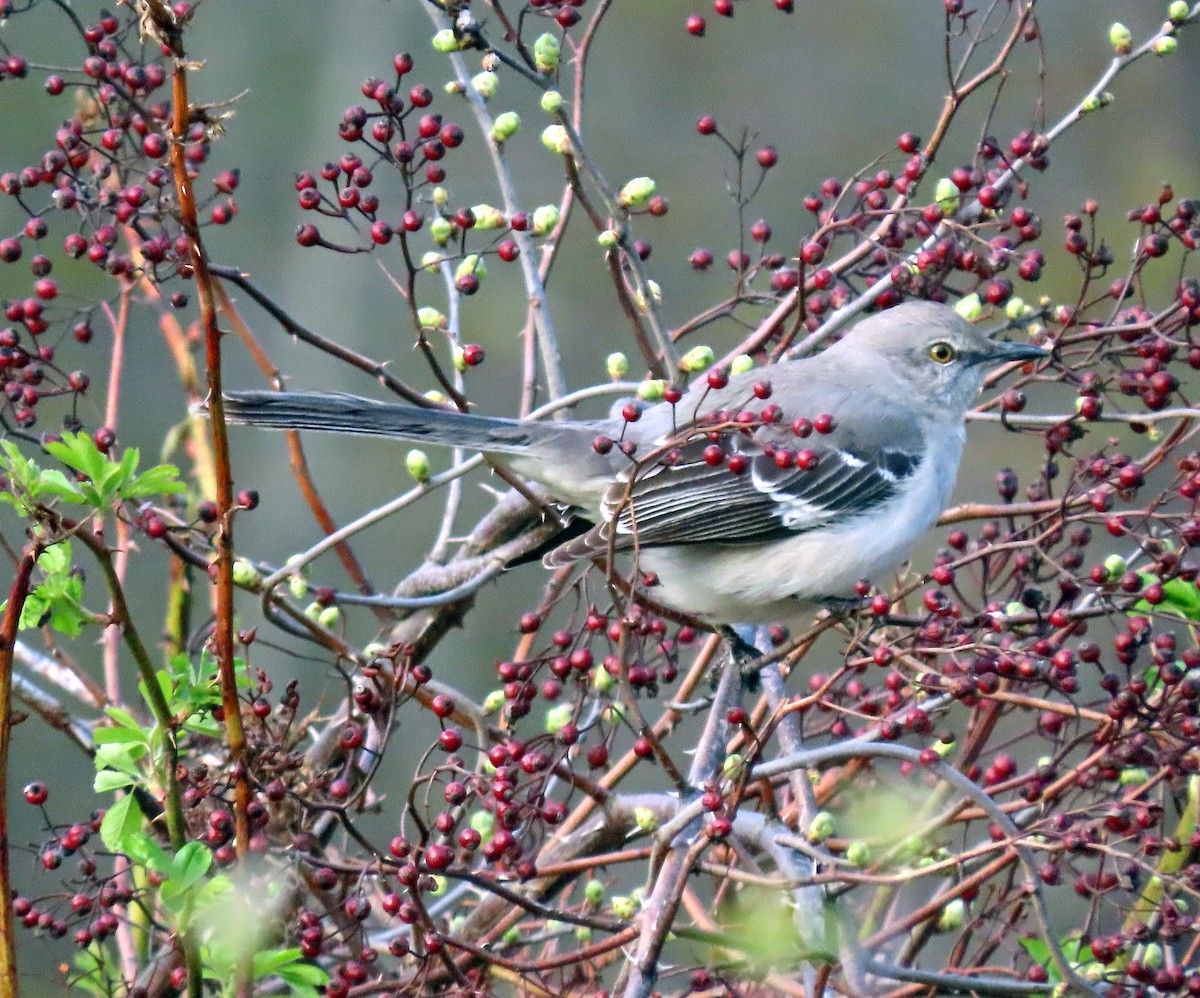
[{"xmin": 720, "ymin": 625, "xmax": 767, "ymax": 690}]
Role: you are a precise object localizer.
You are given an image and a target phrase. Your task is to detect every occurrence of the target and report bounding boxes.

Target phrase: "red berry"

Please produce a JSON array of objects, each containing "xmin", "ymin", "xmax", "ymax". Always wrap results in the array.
[
  {"xmin": 686, "ymin": 14, "xmax": 706, "ymax": 35},
  {"xmin": 461, "ymin": 344, "xmax": 485, "ymax": 366},
  {"xmin": 696, "ymin": 115, "xmax": 717, "ymax": 135},
  {"xmin": 23, "ymin": 782, "xmax": 48, "ymax": 805},
  {"xmin": 755, "ymin": 146, "xmax": 778, "ymax": 169}
]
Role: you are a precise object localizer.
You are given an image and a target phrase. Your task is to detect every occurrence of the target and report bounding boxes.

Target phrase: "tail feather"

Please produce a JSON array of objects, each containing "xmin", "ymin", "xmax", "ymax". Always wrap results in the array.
[{"xmin": 218, "ymin": 390, "xmax": 544, "ymax": 456}]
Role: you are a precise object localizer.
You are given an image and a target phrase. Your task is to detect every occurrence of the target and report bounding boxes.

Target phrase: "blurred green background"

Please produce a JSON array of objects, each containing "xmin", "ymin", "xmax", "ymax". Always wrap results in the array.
[{"xmin": 1, "ymin": 1, "xmax": 1198, "ymax": 991}]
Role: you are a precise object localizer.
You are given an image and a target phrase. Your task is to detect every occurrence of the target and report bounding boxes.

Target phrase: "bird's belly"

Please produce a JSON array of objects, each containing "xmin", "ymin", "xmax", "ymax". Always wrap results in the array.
[{"xmin": 638, "ymin": 448, "xmax": 956, "ymax": 625}]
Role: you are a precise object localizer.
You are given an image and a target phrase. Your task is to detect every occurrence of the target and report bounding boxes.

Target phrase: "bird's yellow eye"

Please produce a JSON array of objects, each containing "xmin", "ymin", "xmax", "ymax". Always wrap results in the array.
[{"xmin": 929, "ymin": 341, "xmax": 956, "ymax": 364}]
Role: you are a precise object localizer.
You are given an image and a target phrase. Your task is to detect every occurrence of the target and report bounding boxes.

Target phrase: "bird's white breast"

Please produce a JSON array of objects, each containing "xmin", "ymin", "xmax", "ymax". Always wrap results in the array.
[{"xmin": 638, "ymin": 421, "xmax": 965, "ymax": 625}]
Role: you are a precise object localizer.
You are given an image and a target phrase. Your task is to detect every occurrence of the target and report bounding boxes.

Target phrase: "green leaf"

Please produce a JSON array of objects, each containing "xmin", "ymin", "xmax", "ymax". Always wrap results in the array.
[
  {"xmin": 99, "ymin": 794, "xmax": 143, "ymax": 853},
  {"xmin": 94, "ymin": 770, "xmax": 136, "ymax": 793},
  {"xmin": 170, "ymin": 842, "xmax": 213, "ymax": 889},
  {"xmin": 105, "ymin": 705, "xmax": 147, "ymax": 733},
  {"xmin": 123, "ymin": 832, "xmax": 171, "ymax": 872},
  {"xmin": 124, "ymin": 463, "xmax": 186, "ymax": 498},
  {"xmin": 37, "ymin": 469, "xmax": 87, "ymax": 502},
  {"xmin": 94, "ymin": 741, "xmax": 148, "ymax": 777},
  {"xmin": 38, "ymin": 541, "xmax": 71, "ymax": 574}
]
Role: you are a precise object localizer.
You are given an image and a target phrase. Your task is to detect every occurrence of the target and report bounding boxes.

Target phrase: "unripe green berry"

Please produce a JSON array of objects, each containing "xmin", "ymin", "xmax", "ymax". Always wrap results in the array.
[
  {"xmin": 432, "ymin": 186, "xmax": 450, "ymax": 209},
  {"xmin": 680, "ymin": 345, "xmax": 715, "ymax": 373},
  {"xmin": 954, "ymin": 292, "xmax": 983, "ymax": 322},
  {"xmin": 432, "ymin": 29, "xmax": 458, "ymax": 53},
  {"xmin": 936, "ymin": 898, "xmax": 965, "ymax": 932},
  {"xmin": 610, "ymin": 895, "xmax": 636, "ymax": 919},
  {"xmin": 1109, "ymin": 21, "xmax": 1132, "ymax": 53},
  {"xmin": 1103, "ymin": 553, "xmax": 1127, "ymax": 579},
  {"xmin": 597, "ymin": 228, "xmax": 619, "ymax": 249},
  {"xmin": 618, "ymin": 176, "xmax": 658, "ymax": 209},
  {"xmin": 634, "ymin": 806, "xmax": 658, "ymax": 832},
  {"xmin": 304, "ymin": 601, "xmax": 322, "ymax": 621},
  {"xmin": 469, "ymin": 810, "xmax": 495, "ymax": 840},
  {"xmin": 1081, "ymin": 94, "xmax": 1102, "ymax": 113},
  {"xmin": 1169, "ymin": 0, "xmax": 1189, "ymax": 23},
  {"xmin": 592, "ymin": 666, "xmax": 616, "ymax": 693},
  {"xmin": 406, "ymin": 449, "xmax": 431, "ymax": 483},
  {"xmin": 532, "ymin": 204, "xmax": 560, "ymax": 235},
  {"xmin": 1154, "ymin": 34, "xmax": 1178, "ymax": 55},
  {"xmin": 806, "ymin": 811, "xmax": 835, "ymax": 844},
  {"xmin": 730, "ymin": 354, "xmax": 755, "ymax": 375},
  {"xmin": 584, "ymin": 879, "xmax": 605, "ymax": 905},
  {"xmin": 288, "ymin": 573, "xmax": 307, "ymax": 600},
  {"xmin": 318, "ymin": 605, "xmax": 341, "ymax": 629},
  {"xmin": 482, "ymin": 689, "xmax": 506, "ymax": 714},
  {"xmin": 424, "ymin": 390, "xmax": 447, "ymax": 404},
  {"xmin": 544, "ymin": 703, "xmax": 572, "ymax": 733},
  {"xmin": 934, "ymin": 176, "xmax": 960, "ymax": 215},
  {"xmin": 1004, "ymin": 296, "xmax": 1029, "ymax": 321},
  {"xmin": 417, "ymin": 307, "xmax": 447, "ymax": 330},
  {"xmin": 232, "ymin": 559, "xmax": 261, "ymax": 588},
  {"xmin": 541, "ymin": 124, "xmax": 571, "ymax": 154},
  {"xmin": 540, "ymin": 90, "xmax": 564, "ymax": 113},
  {"xmin": 606, "ymin": 352, "xmax": 629, "ymax": 379},
  {"xmin": 845, "ymin": 841, "xmax": 871, "ymax": 867},
  {"xmin": 455, "ymin": 254, "xmax": 486, "ymax": 285},
  {"xmin": 471, "ymin": 71, "xmax": 498, "ymax": 99},
  {"xmin": 420, "ymin": 251, "xmax": 444, "ymax": 270},
  {"xmin": 533, "ymin": 33, "xmax": 561, "ymax": 72},
  {"xmin": 470, "ymin": 204, "xmax": 504, "ymax": 230},
  {"xmin": 637, "ymin": 379, "xmax": 665, "ymax": 402},
  {"xmin": 634, "ymin": 279, "xmax": 662, "ymax": 310},
  {"xmin": 491, "ymin": 111, "xmax": 521, "ymax": 142},
  {"xmin": 429, "ymin": 216, "xmax": 453, "ymax": 245}
]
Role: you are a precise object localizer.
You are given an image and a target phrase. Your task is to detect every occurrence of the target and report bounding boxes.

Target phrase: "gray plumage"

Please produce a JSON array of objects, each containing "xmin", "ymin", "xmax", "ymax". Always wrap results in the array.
[{"xmin": 217, "ymin": 301, "xmax": 1045, "ymax": 625}]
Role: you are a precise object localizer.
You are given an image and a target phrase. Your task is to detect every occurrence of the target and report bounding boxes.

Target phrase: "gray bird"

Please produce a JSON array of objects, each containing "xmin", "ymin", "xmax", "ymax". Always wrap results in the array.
[{"xmin": 217, "ymin": 301, "xmax": 1044, "ymax": 626}]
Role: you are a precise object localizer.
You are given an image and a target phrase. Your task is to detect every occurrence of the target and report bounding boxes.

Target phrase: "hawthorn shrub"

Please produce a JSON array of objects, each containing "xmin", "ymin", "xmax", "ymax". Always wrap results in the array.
[{"xmin": 2, "ymin": 2, "xmax": 1200, "ymax": 997}]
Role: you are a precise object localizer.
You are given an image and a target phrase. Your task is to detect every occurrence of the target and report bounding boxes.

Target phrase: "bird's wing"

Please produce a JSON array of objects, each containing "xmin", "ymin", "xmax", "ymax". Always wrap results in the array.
[{"xmin": 545, "ymin": 424, "xmax": 924, "ymax": 563}]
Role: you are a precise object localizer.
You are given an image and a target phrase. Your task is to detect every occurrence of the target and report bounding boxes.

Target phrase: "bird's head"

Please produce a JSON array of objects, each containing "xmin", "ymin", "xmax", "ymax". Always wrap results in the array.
[{"xmin": 835, "ymin": 300, "xmax": 1047, "ymax": 412}]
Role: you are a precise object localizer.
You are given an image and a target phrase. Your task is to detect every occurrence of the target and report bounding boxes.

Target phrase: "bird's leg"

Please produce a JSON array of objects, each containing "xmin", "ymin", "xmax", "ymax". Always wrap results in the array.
[{"xmin": 720, "ymin": 624, "xmax": 767, "ymax": 688}]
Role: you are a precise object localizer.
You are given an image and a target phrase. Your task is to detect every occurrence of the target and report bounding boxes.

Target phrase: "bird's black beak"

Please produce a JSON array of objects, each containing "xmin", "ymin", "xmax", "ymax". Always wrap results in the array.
[{"xmin": 976, "ymin": 338, "xmax": 1049, "ymax": 366}]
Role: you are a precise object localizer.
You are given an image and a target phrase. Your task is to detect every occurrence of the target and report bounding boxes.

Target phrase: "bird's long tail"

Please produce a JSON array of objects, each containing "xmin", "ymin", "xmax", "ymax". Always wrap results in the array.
[{"xmin": 216, "ymin": 390, "xmax": 553, "ymax": 456}]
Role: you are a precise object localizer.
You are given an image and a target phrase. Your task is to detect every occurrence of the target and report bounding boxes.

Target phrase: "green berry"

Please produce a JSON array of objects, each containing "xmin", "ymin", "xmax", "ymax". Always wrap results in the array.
[
  {"xmin": 584, "ymin": 879, "xmax": 605, "ymax": 905},
  {"xmin": 318, "ymin": 605, "xmax": 341, "ymax": 629},
  {"xmin": 597, "ymin": 228, "xmax": 619, "ymax": 249},
  {"xmin": 637, "ymin": 379, "xmax": 665, "ymax": 402},
  {"xmin": 533, "ymin": 33, "xmax": 561, "ymax": 72},
  {"xmin": 606, "ymin": 352, "xmax": 629, "ymax": 379},
  {"xmin": 730, "ymin": 354, "xmax": 755, "ymax": 375},
  {"xmin": 954, "ymin": 292, "xmax": 983, "ymax": 322},
  {"xmin": 469, "ymin": 810, "xmax": 495, "ymax": 840},
  {"xmin": 1154, "ymin": 34, "xmax": 1178, "ymax": 55},
  {"xmin": 544, "ymin": 703, "xmax": 572, "ymax": 733},
  {"xmin": 618, "ymin": 176, "xmax": 658, "ymax": 209},
  {"xmin": 680, "ymin": 345, "xmax": 715, "ymax": 373},
  {"xmin": 491, "ymin": 111, "xmax": 521, "ymax": 142},
  {"xmin": 540, "ymin": 90, "xmax": 564, "ymax": 113},
  {"xmin": 416, "ymin": 307, "xmax": 447, "ymax": 330},
  {"xmin": 532, "ymin": 204, "xmax": 560, "ymax": 235},
  {"xmin": 541, "ymin": 124, "xmax": 570, "ymax": 154},
  {"xmin": 845, "ymin": 841, "xmax": 871, "ymax": 867},
  {"xmin": 610, "ymin": 895, "xmax": 636, "ymax": 919},
  {"xmin": 429, "ymin": 216, "xmax": 452, "ymax": 245},
  {"xmin": 634, "ymin": 806, "xmax": 657, "ymax": 832},
  {"xmin": 471, "ymin": 70, "xmax": 498, "ymax": 99},
  {"xmin": 431, "ymin": 29, "xmax": 459, "ymax": 53},
  {"xmin": 1109, "ymin": 21, "xmax": 1132, "ymax": 53},
  {"xmin": 806, "ymin": 811, "xmax": 835, "ymax": 844},
  {"xmin": 406, "ymin": 449, "xmax": 431, "ymax": 483},
  {"xmin": 934, "ymin": 176, "xmax": 960, "ymax": 215},
  {"xmin": 232, "ymin": 559, "xmax": 261, "ymax": 588},
  {"xmin": 1169, "ymin": 0, "xmax": 1189, "ymax": 23},
  {"xmin": 455, "ymin": 254, "xmax": 487, "ymax": 284},
  {"xmin": 1103, "ymin": 553, "xmax": 1127, "ymax": 579},
  {"xmin": 470, "ymin": 204, "xmax": 504, "ymax": 230},
  {"xmin": 936, "ymin": 898, "xmax": 965, "ymax": 932}
]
